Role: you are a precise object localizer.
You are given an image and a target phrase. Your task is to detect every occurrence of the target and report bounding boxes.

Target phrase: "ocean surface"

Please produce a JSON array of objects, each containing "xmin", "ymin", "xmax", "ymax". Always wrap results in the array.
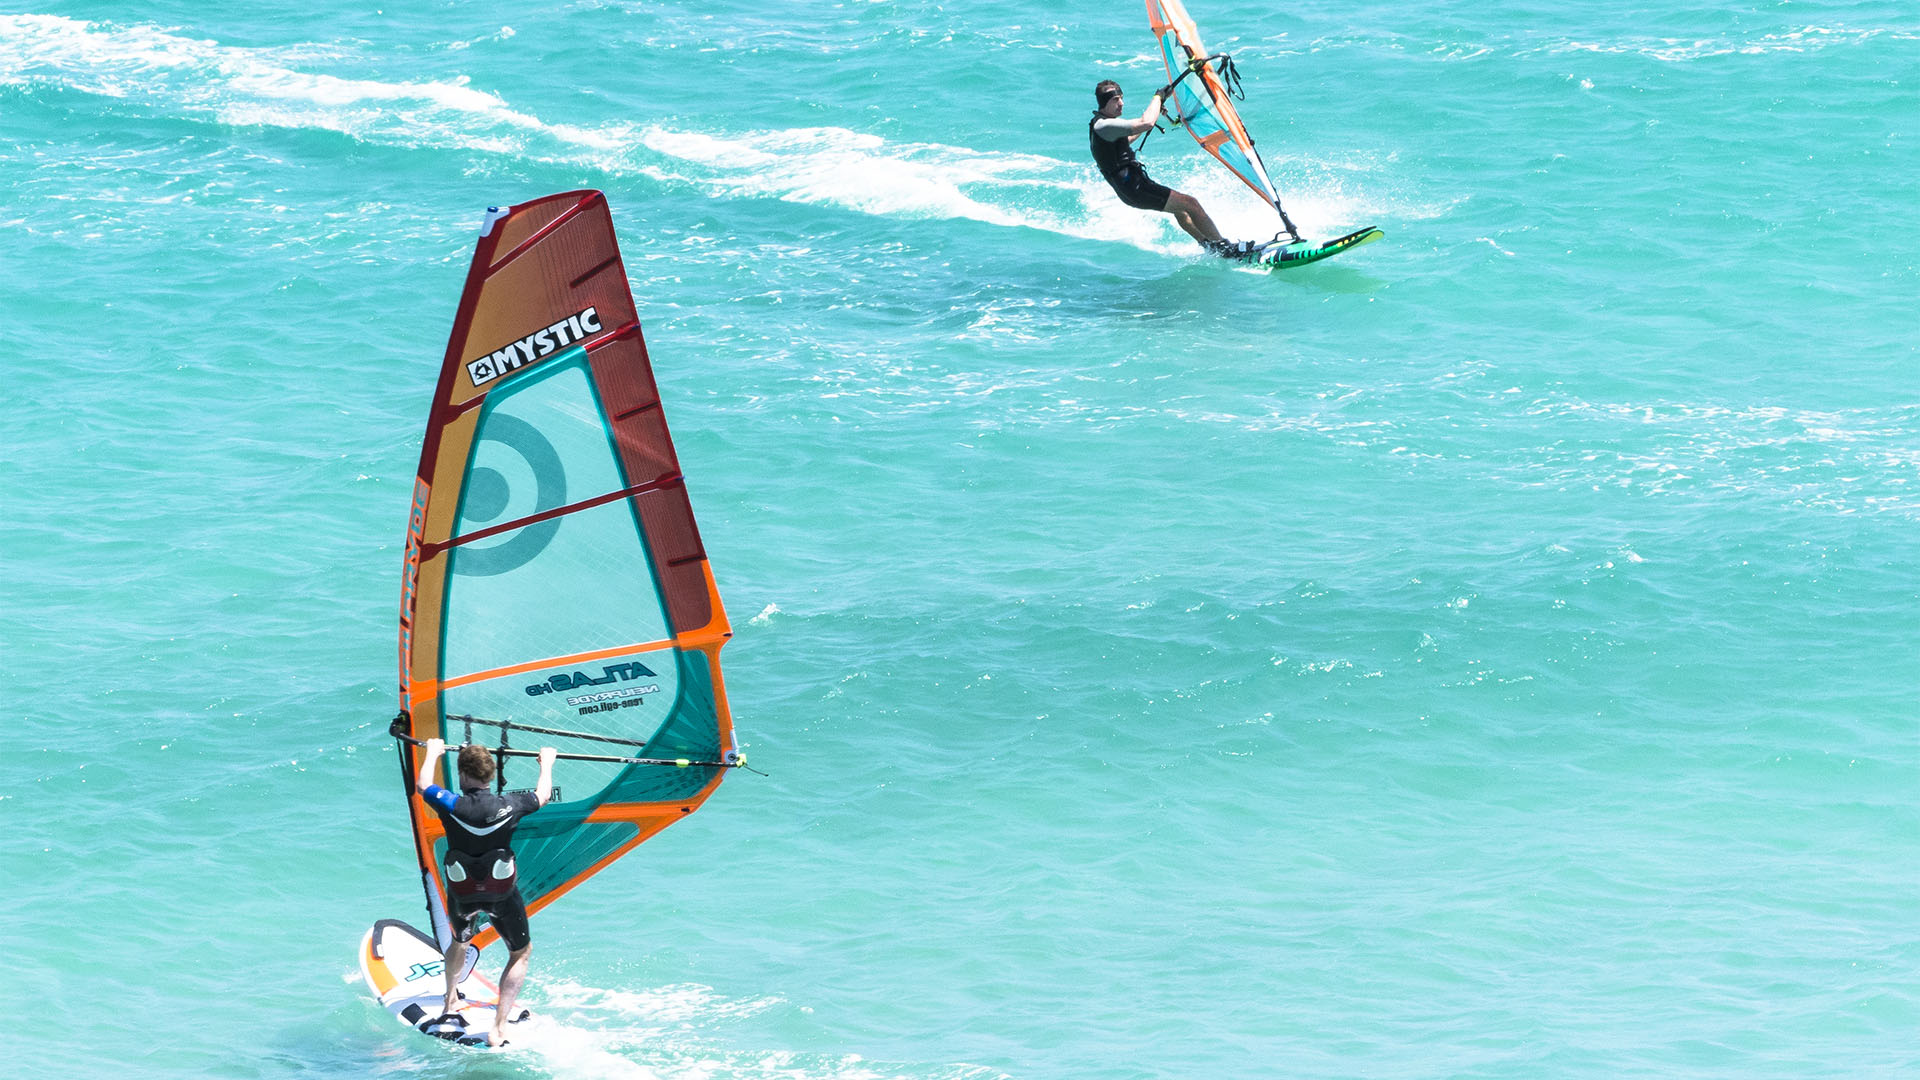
[{"xmin": 3, "ymin": 2, "xmax": 1916, "ymax": 1077}]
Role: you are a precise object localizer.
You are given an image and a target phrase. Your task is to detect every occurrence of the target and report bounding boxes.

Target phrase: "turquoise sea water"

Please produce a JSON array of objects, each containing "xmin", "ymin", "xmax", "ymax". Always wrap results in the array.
[{"xmin": 3, "ymin": 2, "xmax": 1916, "ymax": 1077}]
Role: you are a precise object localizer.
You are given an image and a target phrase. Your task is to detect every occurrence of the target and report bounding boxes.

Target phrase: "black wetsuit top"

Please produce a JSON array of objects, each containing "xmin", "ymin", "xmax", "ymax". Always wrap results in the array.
[
  {"xmin": 1089, "ymin": 116, "xmax": 1139, "ymax": 185},
  {"xmin": 1090, "ymin": 116, "xmax": 1173, "ymax": 211},
  {"xmin": 425, "ymin": 784, "xmax": 541, "ymax": 950},
  {"xmin": 431, "ymin": 785, "xmax": 539, "ymax": 859}
]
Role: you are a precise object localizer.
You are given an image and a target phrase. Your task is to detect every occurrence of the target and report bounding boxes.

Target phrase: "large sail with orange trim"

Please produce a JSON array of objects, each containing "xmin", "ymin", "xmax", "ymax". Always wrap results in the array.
[
  {"xmin": 1146, "ymin": 0, "xmax": 1301, "ymax": 240},
  {"xmin": 392, "ymin": 189, "xmax": 740, "ymax": 952}
]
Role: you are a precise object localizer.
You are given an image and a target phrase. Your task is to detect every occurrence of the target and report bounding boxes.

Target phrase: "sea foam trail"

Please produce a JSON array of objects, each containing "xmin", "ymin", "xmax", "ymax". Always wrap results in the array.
[
  {"xmin": 0, "ymin": 14, "xmax": 1408, "ymax": 256},
  {"xmin": 502, "ymin": 979, "xmax": 1010, "ymax": 1080},
  {"xmin": 0, "ymin": 13, "xmax": 620, "ymax": 152}
]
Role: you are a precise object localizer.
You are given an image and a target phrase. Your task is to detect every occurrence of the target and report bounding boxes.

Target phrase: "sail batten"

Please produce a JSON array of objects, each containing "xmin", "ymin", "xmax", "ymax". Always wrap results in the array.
[
  {"xmin": 395, "ymin": 190, "xmax": 735, "ymax": 952},
  {"xmin": 429, "ymin": 474, "xmax": 686, "ymax": 555}
]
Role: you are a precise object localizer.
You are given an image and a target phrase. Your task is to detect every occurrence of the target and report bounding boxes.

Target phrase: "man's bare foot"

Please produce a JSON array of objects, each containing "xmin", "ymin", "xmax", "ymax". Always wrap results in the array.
[
  {"xmin": 441, "ymin": 995, "xmax": 461, "ymax": 1016},
  {"xmin": 487, "ymin": 1028, "xmax": 508, "ymax": 1047}
]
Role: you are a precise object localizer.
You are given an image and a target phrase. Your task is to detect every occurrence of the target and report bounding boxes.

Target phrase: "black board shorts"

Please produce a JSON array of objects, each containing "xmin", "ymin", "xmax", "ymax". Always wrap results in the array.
[
  {"xmin": 451, "ymin": 889, "xmax": 532, "ymax": 952},
  {"xmin": 1107, "ymin": 166, "xmax": 1173, "ymax": 212}
]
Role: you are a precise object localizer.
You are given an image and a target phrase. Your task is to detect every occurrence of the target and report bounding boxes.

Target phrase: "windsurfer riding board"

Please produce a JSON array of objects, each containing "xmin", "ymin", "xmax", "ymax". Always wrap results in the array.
[
  {"xmin": 415, "ymin": 737, "xmax": 557, "ymax": 1047},
  {"xmin": 1089, "ymin": 79, "xmax": 1258, "ymax": 258}
]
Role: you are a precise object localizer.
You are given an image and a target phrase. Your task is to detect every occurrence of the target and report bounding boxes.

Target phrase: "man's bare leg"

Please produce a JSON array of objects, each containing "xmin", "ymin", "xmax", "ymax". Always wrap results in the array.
[
  {"xmin": 440, "ymin": 939, "xmax": 465, "ymax": 1016},
  {"xmin": 1163, "ymin": 191, "xmax": 1226, "ymax": 246},
  {"xmin": 1166, "ymin": 207, "xmax": 1211, "ymax": 245},
  {"xmin": 490, "ymin": 945, "xmax": 532, "ymax": 1046}
]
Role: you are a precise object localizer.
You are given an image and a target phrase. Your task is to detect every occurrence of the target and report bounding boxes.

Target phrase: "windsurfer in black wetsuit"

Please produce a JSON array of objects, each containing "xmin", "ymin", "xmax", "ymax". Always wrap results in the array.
[
  {"xmin": 415, "ymin": 737, "xmax": 557, "ymax": 1047},
  {"xmin": 1090, "ymin": 79, "xmax": 1255, "ymax": 257}
]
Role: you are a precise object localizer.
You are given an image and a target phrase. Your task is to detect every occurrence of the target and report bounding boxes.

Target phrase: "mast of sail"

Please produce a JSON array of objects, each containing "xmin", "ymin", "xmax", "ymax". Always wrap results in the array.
[{"xmin": 394, "ymin": 203, "xmax": 516, "ymax": 949}]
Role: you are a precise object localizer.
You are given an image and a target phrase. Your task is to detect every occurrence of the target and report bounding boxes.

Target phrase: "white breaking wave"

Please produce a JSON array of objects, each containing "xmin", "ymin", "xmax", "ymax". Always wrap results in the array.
[
  {"xmin": 631, "ymin": 126, "xmax": 1425, "ymax": 252},
  {"xmin": 0, "ymin": 13, "xmax": 1416, "ymax": 254},
  {"xmin": 0, "ymin": 14, "xmax": 622, "ymax": 153}
]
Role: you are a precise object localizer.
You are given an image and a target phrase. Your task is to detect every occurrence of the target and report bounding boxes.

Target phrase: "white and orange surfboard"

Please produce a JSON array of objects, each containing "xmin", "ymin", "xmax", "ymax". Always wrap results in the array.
[{"xmin": 358, "ymin": 919, "xmax": 524, "ymax": 1047}]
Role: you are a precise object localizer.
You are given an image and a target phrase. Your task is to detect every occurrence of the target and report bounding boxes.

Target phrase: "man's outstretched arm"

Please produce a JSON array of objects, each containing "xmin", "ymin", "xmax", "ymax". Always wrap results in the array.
[
  {"xmin": 415, "ymin": 737, "xmax": 446, "ymax": 793},
  {"xmin": 1094, "ymin": 89, "xmax": 1168, "ymax": 140},
  {"xmin": 533, "ymin": 747, "xmax": 557, "ymax": 807},
  {"xmin": 415, "ymin": 738, "xmax": 460, "ymax": 812}
]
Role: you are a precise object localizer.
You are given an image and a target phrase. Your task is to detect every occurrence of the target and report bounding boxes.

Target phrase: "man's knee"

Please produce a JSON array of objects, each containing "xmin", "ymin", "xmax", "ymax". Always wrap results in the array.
[{"xmin": 1164, "ymin": 190, "xmax": 1197, "ymax": 214}]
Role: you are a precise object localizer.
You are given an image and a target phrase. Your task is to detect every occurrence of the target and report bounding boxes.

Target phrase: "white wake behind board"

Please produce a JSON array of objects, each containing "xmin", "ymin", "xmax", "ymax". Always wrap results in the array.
[{"xmin": 359, "ymin": 918, "xmax": 528, "ymax": 1048}]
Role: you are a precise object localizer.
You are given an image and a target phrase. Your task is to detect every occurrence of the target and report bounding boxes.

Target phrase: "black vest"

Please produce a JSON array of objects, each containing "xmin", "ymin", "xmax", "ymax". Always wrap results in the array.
[
  {"xmin": 1089, "ymin": 116, "xmax": 1141, "ymax": 187},
  {"xmin": 437, "ymin": 788, "xmax": 529, "ymax": 901}
]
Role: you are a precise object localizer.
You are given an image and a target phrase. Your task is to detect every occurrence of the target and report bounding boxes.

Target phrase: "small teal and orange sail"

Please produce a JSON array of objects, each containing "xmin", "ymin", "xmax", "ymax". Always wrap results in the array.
[
  {"xmin": 392, "ymin": 190, "xmax": 743, "ymax": 951},
  {"xmin": 1146, "ymin": 0, "xmax": 1303, "ymax": 242}
]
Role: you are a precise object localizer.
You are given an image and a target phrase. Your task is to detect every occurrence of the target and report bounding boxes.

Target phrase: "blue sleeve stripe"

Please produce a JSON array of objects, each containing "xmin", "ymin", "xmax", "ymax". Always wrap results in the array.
[{"xmin": 422, "ymin": 785, "xmax": 458, "ymax": 813}]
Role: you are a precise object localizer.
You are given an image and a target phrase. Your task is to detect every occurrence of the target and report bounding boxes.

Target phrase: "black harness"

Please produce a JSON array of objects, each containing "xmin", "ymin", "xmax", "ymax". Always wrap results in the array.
[
  {"xmin": 438, "ymin": 787, "xmax": 527, "ymax": 904},
  {"xmin": 444, "ymin": 847, "xmax": 517, "ymax": 902}
]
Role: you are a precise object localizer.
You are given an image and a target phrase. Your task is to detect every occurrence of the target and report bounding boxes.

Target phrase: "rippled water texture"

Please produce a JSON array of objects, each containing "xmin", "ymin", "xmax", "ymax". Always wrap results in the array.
[{"xmin": 3, "ymin": 3, "xmax": 1915, "ymax": 1078}]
